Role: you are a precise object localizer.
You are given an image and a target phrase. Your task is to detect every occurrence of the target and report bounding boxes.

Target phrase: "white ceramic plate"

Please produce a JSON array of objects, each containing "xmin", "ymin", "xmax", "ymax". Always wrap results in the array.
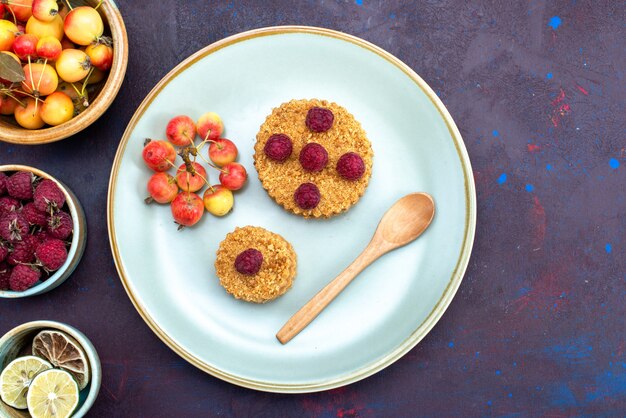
[{"xmin": 108, "ymin": 26, "xmax": 476, "ymax": 393}]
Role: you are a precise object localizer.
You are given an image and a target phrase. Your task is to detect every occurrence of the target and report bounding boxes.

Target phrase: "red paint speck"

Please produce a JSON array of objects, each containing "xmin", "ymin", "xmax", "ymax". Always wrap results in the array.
[
  {"xmin": 527, "ymin": 144, "xmax": 542, "ymax": 152},
  {"xmin": 337, "ymin": 408, "xmax": 359, "ymax": 418},
  {"xmin": 551, "ymin": 89, "xmax": 566, "ymax": 106},
  {"xmin": 530, "ymin": 196, "xmax": 546, "ymax": 247},
  {"xmin": 509, "ymin": 270, "xmax": 568, "ymax": 315},
  {"xmin": 576, "ymin": 84, "xmax": 589, "ymax": 95}
]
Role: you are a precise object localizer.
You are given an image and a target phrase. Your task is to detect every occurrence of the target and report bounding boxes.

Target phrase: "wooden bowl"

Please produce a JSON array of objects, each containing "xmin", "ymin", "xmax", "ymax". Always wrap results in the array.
[
  {"xmin": 0, "ymin": 0, "xmax": 128, "ymax": 145},
  {"xmin": 0, "ymin": 321, "xmax": 101, "ymax": 417},
  {"xmin": 0, "ymin": 165, "xmax": 87, "ymax": 297}
]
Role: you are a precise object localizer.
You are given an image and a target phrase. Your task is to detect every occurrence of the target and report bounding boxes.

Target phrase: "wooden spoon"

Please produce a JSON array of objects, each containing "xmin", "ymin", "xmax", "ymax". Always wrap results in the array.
[{"xmin": 276, "ymin": 192, "xmax": 436, "ymax": 344}]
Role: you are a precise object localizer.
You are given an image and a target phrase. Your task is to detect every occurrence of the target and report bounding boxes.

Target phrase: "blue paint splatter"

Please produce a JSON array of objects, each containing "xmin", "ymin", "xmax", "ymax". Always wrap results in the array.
[
  {"xmin": 496, "ymin": 370, "xmax": 502, "ymax": 375},
  {"xmin": 546, "ymin": 72, "xmax": 553, "ymax": 79},
  {"xmin": 355, "ymin": 0, "xmax": 362, "ymax": 4},
  {"xmin": 475, "ymin": 352, "xmax": 480, "ymax": 358},
  {"xmin": 448, "ymin": 341, "xmax": 455, "ymax": 348},
  {"xmin": 609, "ymin": 158, "xmax": 619, "ymax": 169},
  {"xmin": 525, "ymin": 184, "xmax": 535, "ymax": 192},
  {"xmin": 548, "ymin": 16, "xmax": 562, "ymax": 29},
  {"xmin": 487, "ymin": 400, "xmax": 492, "ymax": 406},
  {"xmin": 513, "ymin": 362, "xmax": 517, "ymax": 367},
  {"xmin": 551, "ymin": 383, "xmax": 577, "ymax": 407},
  {"xmin": 492, "ymin": 130, "xmax": 499, "ymax": 137},
  {"xmin": 389, "ymin": 13, "xmax": 396, "ymax": 19},
  {"xmin": 546, "ymin": 164, "xmax": 553, "ymax": 171},
  {"xmin": 508, "ymin": 393, "xmax": 513, "ymax": 398},
  {"xmin": 498, "ymin": 173, "xmax": 507, "ymax": 184},
  {"xmin": 605, "ymin": 244, "xmax": 612, "ymax": 254}
]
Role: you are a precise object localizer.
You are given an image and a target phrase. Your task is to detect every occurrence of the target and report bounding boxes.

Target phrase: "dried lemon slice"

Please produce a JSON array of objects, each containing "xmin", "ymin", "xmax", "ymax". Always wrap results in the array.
[
  {"xmin": 27, "ymin": 369, "xmax": 79, "ymax": 418},
  {"xmin": 0, "ymin": 356, "xmax": 52, "ymax": 409},
  {"xmin": 32, "ymin": 330, "xmax": 90, "ymax": 390}
]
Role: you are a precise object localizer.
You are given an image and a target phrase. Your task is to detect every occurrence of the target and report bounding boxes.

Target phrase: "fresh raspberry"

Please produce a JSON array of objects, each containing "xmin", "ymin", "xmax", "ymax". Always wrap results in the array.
[
  {"xmin": 6, "ymin": 171, "xmax": 34, "ymax": 200},
  {"xmin": 22, "ymin": 202, "xmax": 48, "ymax": 227},
  {"xmin": 299, "ymin": 143, "xmax": 328, "ymax": 172},
  {"xmin": 0, "ymin": 242, "xmax": 8, "ymax": 263},
  {"xmin": 35, "ymin": 238, "xmax": 68, "ymax": 271},
  {"xmin": 34, "ymin": 230, "xmax": 53, "ymax": 244},
  {"xmin": 264, "ymin": 134, "xmax": 293, "ymax": 162},
  {"xmin": 0, "ymin": 212, "xmax": 29, "ymax": 242},
  {"xmin": 34, "ymin": 179, "xmax": 66, "ymax": 212},
  {"xmin": 305, "ymin": 107, "xmax": 334, "ymax": 132},
  {"xmin": 9, "ymin": 264, "xmax": 40, "ymax": 291},
  {"xmin": 336, "ymin": 152, "xmax": 366, "ymax": 181},
  {"xmin": 294, "ymin": 183, "xmax": 321, "ymax": 210},
  {"xmin": 0, "ymin": 262, "xmax": 10, "ymax": 290},
  {"xmin": 0, "ymin": 196, "xmax": 20, "ymax": 215},
  {"xmin": 234, "ymin": 248, "xmax": 263, "ymax": 276},
  {"xmin": 7, "ymin": 239, "xmax": 35, "ymax": 266},
  {"xmin": 47, "ymin": 211, "xmax": 73, "ymax": 240},
  {"xmin": 0, "ymin": 172, "xmax": 7, "ymax": 196}
]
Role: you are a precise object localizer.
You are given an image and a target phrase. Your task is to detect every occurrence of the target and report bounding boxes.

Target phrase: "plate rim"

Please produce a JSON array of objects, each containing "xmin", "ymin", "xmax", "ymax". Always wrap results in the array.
[{"xmin": 106, "ymin": 25, "xmax": 477, "ymax": 393}]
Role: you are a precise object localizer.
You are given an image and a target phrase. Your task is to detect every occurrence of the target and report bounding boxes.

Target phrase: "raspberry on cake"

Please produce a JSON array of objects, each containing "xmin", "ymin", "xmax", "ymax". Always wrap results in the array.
[
  {"xmin": 254, "ymin": 99, "xmax": 374, "ymax": 218},
  {"xmin": 215, "ymin": 226, "xmax": 297, "ymax": 303}
]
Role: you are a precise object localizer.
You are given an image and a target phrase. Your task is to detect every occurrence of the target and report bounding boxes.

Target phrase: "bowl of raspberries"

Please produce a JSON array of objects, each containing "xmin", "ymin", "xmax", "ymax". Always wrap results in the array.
[{"xmin": 0, "ymin": 165, "xmax": 86, "ymax": 297}]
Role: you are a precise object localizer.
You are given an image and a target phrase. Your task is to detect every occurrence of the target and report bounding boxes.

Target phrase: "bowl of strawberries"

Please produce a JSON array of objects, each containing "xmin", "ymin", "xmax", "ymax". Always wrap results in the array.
[
  {"xmin": 0, "ymin": 164, "xmax": 86, "ymax": 297},
  {"xmin": 0, "ymin": 0, "xmax": 128, "ymax": 144}
]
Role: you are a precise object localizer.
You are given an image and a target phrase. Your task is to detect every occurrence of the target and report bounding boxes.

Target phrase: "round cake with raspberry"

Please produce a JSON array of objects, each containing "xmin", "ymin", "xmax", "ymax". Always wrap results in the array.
[
  {"xmin": 214, "ymin": 226, "xmax": 297, "ymax": 303},
  {"xmin": 254, "ymin": 99, "xmax": 373, "ymax": 218}
]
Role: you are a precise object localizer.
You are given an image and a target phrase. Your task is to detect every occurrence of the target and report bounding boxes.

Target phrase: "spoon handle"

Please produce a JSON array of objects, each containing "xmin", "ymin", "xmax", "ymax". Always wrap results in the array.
[{"xmin": 276, "ymin": 242, "xmax": 386, "ymax": 344}]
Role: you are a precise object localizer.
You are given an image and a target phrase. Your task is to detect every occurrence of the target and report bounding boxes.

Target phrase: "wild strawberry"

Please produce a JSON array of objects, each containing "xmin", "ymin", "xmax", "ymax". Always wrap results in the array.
[
  {"xmin": 0, "ymin": 262, "xmax": 11, "ymax": 290},
  {"xmin": 22, "ymin": 202, "xmax": 48, "ymax": 227},
  {"xmin": 9, "ymin": 264, "xmax": 41, "ymax": 291},
  {"xmin": 35, "ymin": 238, "xmax": 67, "ymax": 271},
  {"xmin": 33, "ymin": 179, "xmax": 66, "ymax": 212},
  {"xmin": 6, "ymin": 171, "xmax": 34, "ymax": 200},
  {"xmin": 47, "ymin": 211, "xmax": 73, "ymax": 240},
  {"xmin": 0, "ymin": 212, "xmax": 29, "ymax": 242},
  {"xmin": 0, "ymin": 196, "xmax": 20, "ymax": 215}
]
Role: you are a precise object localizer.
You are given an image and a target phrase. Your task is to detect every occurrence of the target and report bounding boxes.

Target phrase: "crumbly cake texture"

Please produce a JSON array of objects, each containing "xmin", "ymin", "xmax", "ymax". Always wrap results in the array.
[
  {"xmin": 254, "ymin": 99, "xmax": 374, "ymax": 218},
  {"xmin": 215, "ymin": 226, "xmax": 297, "ymax": 303}
]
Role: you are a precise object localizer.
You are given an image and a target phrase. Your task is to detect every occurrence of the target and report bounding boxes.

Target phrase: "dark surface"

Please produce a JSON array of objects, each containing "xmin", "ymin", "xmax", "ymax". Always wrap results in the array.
[{"xmin": 1, "ymin": 0, "xmax": 625, "ymax": 416}]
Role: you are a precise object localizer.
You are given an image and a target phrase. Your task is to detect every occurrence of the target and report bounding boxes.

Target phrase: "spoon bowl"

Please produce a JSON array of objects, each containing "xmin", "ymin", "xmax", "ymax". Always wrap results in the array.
[
  {"xmin": 277, "ymin": 192, "xmax": 435, "ymax": 344},
  {"xmin": 376, "ymin": 193, "xmax": 435, "ymax": 248}
]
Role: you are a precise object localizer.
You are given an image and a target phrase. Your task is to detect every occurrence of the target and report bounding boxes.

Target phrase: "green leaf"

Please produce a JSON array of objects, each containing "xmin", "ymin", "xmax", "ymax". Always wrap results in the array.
[{"xmin": 0, "ymin": 54, "xmax": 25, "ymax": 83}]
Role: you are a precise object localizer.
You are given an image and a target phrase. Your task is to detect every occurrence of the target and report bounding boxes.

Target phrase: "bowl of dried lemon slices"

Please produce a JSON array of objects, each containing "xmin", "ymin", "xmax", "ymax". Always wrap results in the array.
[{"xmin": 0, "ymin": 320, "xmax": 101, "ymax": 418}]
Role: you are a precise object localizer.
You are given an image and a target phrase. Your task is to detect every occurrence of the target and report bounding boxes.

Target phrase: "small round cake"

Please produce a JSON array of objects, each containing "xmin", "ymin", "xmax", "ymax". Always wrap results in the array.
[
  {"xmin": 215, "ymin": 226, "xmax": 297, "ymax": 303},
  {"xmin": 254, "ymin": 99, "xmax": 373, "ymax": 218}
]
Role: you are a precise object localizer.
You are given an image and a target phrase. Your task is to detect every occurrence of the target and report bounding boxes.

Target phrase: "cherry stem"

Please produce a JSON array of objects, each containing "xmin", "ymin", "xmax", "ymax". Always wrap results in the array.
[
  {"xmin": 69, "ymin": 82, "xmax": 82, "ymax": 97},
  {"xmin": 81, "ymin": 67, "xmax": 95, "ymax": 96},
  {"xmin": 63, "ymin": 0, "xmax": 73, "ymax": 11},
  {"xmin": 0, "ymin": 89, "xmax": 25, "ymax": 107},
  {"xmin": 27, "ymin": 56, "xmax": 35, "ymax": 92},
  {"xmin": 6, "ymin": 4, "xmax": 16, "ymax": 25},
  {"xmin": 94, "ymin": 0, "xmax": 103, "ymax": 10},
  {"xmin": 33, "ymin": 58, "xmax": 48, "ymax": 113},
  {"xmin": 5, "ymin": 1, "xmax": 32, "ymax": 7},
  {"xmin": 195, "ymin": 151, "xmax": 224, "ymax": 173}
]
